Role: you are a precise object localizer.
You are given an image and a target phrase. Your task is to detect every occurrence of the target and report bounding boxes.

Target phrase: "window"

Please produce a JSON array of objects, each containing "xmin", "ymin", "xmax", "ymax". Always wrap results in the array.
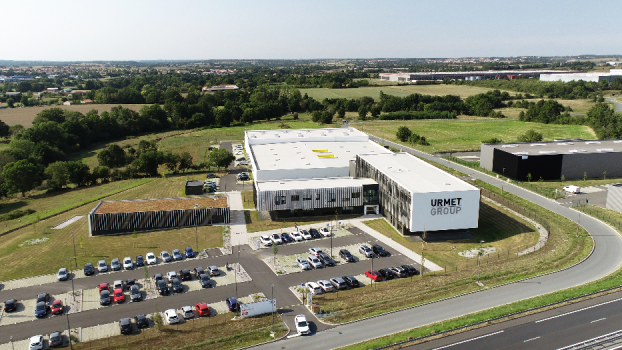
[
  {"xmin": 316, "ymin": 193, "xmax": 321, "ymax": 200},
  {"xmin": 342, "ymin": 197, "xmax": 350, "ymax": 202},
  {"xmin": 275, "ymin": 195, "xmax": 286, "ymax": 205},
  {"xmin": 351, "ymin": 192, "xmax": 360, "ymax": 199},
  {"xmin": 280, "ymin": 196, "xmax": 286, "ymax": 205},
  {"xmin": 328, "ymin": 193, "xmax": 336, "ymax": 202},
  {"xmin": 291, "ymin": 195, "xmax": 300, "ymax": 201},
  {"xmin": 303, "ymin": 194, "xmax": 312, "ymax": 201}
]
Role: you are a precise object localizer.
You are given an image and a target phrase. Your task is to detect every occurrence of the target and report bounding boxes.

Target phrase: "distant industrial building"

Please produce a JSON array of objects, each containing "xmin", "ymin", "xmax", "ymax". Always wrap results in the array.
[
  {"xmin": 379, "ymin": 70, "xmax": 584, "ymax": 82},
  {"xmin": 481, "ymin": 139, "xmax": 622, "ymax": 181},
  {"xmin": 202, "ymin": 84, "xmax": 239, "ymax": 93},
  {"xmin": 7, "ymin": 76, "xmax": 34, "ymax": 83},
  {"xmin": 540, "ymin": 69, "xmax": 622, "ymax": 83}
]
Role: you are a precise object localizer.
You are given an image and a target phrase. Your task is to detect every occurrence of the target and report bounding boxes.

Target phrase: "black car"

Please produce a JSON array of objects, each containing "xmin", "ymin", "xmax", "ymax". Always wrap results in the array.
[
  {"xmin": 342, "ymin": 275, "xmax": 360, "ymax": 288},
  {"xmin": 199, "ymin": 274, "xmax": 211, "ymax": 288},
  {"xmin": 194, "ymin": 267, "xmax": 205, "ymax": 278},
  {"xmin": 135, "ymin": 314, "xmax": 149, "ymax": 328},
  {"xmin": 136, "ymin": 255, "xmax": 144, "ymax": 267},
  {"xmin": 83, "ymin": 263, "xmax": 95, "ymax": 276},
  {"xmin": 127, "ymin": 278, "xmax": 136, "ymax": 286},
  {"xmin": 179, "ymin": 269, "xmax": 192, "ymax": 281},
  {"xmin": 339, "ymin": 249, "xmax": 355, "ymax": 263},
  {"xmin": 317, "ymin": 252, "xmax": 336, "ymax": 266},
  {"xmin": 329, "ymin": 277, "xmax": 348, "ymax": 290},
  {"xmin": 170, "ymin": 278, "xmax": 183, "ymax": 293},
  {"xmin": 390, "ymin": 266, "xmax": 408, "ymax": 278},
  {"xmin": 37, "ymin": 293, "xmax": 50, "ymax": 304},
  {"xmin": 226, "ymin": 297, "xmax": 239, "ymax": 312},
  {"xmin": 119, "ymin": 317, "xmax": 133, "ymax": 334},
  {"xmin": 281, "ymin": 233, "xmax": 293, "ymax": 243},
  {"xmin": 372, "ymin": 244, "xmax": 390, "ymax": 257},
  {"xmin": 130, "ymin": 285, "xmax": 142, "ymax": 302},
  {"xmin": 157, "ymin": 280, "xmax": 169, "ymax": 295},
  {"xmin": 401, "ymin": 264, "xmax": 419, "ymax": 276},
  {"xmin": 206, "ymin": 173, "xmax": 219, "ymax": 178},
  {"xmin": 49, "ymin": 331, "xmax": 63, "ymax": 347},
  {"xmin": 309, "ymin": 228, "xmax": 321, "ymax": 239},
  {"xmin": 379, "ymin": 268, "xmax": 395, "ymax": 280},
  {"xmin": 154, "ymin": 273, "xmax": 163, "ymax": 281},
  {"xmin": 100, "ymin": 290, "xmax": 111, "ymax": 305},
  {"xmin": 3, "ymin": 299, "xmax": 17, "ymax": 312}
]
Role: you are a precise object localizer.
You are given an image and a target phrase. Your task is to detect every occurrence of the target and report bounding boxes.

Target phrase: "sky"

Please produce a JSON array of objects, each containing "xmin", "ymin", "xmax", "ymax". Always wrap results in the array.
[{"xmin": 2, "ymin": 0, "xmax": 619, "ymax": 61}]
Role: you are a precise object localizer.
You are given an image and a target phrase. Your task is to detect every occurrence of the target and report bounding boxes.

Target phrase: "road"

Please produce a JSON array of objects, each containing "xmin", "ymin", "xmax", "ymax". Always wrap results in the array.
[
  {"xmin": 251, "ymin": 136, "xmax": 622, "ymax": 350},
  {"xmin": 606, "ymin": 97, "xmax": 622, "ymax": 112}
]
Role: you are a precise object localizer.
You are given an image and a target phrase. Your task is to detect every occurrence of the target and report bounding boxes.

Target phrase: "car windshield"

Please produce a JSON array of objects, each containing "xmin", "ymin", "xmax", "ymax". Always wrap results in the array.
[
  {"xmin": 50, "ymin": 335, "xmax": 59, "ymax": 341},
  {"xmin": 115, "ymin": 292, "xmax": 123, "ymax": 297},
  {"xmin": 99, "ymin": 262, "xmax": 105, "ymax": 266},
  {"xmin": 59, "ymin": 270, "xmax": 66, "ymax": 275},
  {"xmin": 298, "ymin": 321, "xmax": 308, "ymax": 327},
  {"xmin": 173, "ymin": 281, "xmax": 180, "ymax": 287},
  {"xmin": 36, "ymin": 304, "xmax": 45, "ymax": 311},
  {"xmin": 131, "ymin": 288, "xmax": 139, "ymax": 294},
  {"xmin": 124, "ymin": 259, "xmax": 131, "ymax": 263},
  {"xmin": 163, "ymin": 253, "xmax": 169, "ymax": 258}
]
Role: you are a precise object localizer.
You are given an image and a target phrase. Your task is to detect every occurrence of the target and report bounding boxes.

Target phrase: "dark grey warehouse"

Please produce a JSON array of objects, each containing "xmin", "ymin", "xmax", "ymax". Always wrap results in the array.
[{"xmin": 481, "ymin": 139, "xmax": 622, "ymax": 181}]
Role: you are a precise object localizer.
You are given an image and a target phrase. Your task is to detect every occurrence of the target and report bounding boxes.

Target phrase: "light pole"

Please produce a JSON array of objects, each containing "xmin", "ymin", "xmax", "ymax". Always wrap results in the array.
[
  {"xmin": 10, "ymin": 336, "xmax": 13, "ymax": 350},
  {"xmin": 72, "ymin": 231, "xmax": 77, "ymax": 269},
  {"xmin": 370, "ymin": 254, "xmax": 374, "ymax": 288},
  {"xmin": 235, "ymin": 246, "xmax": 240, "ymax": 316},
  {"xmin": 477, "ymin": 240, "xmax": 484, "ymax": 284},
  {"xmin": 194, "ymin": 204, "xmax": 199, "ymax": 253},
  {"xmin": 271, "ymin": 284, "xmax": 275, "ymax": 334},
  {"xmin": 65, "ymin": 297, "xmax": 73, "ymax": 350}
]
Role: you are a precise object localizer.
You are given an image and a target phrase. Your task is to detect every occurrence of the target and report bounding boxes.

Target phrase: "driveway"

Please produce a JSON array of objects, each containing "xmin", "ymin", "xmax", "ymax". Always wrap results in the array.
[{"xmin": 219, "ymin": 141, "xmax": 250, "ymax": 192}]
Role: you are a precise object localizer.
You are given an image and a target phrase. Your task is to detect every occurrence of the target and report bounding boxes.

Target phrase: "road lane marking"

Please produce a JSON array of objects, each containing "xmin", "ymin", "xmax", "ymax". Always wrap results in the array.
[
  {"xmin": 591, "ymin": 318, "xmax": 606, "ymax": 323},
  {"xmin": 431, "ymin": 330, "xmax": 504, "ymax": 349},
  {"xmin": 557, "ymin": 329, "xmax": 622, "ymax": 349},
  {"xmin": 535, "ymin": 297, "xmax": 622, "ymax": 323},
  {"xmin": 524, "ymin": 336, "xmax": 540, "ymax": 342}
]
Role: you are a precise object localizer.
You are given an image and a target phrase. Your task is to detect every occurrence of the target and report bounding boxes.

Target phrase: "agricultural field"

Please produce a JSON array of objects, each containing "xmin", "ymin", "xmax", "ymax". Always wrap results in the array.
[
  {"xmin": 0, "ymin": 104, "xmax": 146, "ymax": 127},
  {"xmin": 300, "ymin": 84, "xmax": 503, "ymax": 101},
  {"xmin": 0, "ymin": 177, "xmax": 224, "ymax": 281},
  {"xmin": 356, "ymin": 119, "xmax": 595, "ymax": 152}
]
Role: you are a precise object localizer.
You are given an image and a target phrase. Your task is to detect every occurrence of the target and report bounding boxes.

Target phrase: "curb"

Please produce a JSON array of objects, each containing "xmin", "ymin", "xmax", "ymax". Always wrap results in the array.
[{"xmin": 238, "ymin": 313, "xmax": 291, "ymax": 350}]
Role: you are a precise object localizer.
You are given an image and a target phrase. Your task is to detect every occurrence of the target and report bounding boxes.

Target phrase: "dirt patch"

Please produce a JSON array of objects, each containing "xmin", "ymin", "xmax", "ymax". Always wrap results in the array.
[{"xmin": 95, "ymin": 196, "xmax": 228, "ymax": 214}]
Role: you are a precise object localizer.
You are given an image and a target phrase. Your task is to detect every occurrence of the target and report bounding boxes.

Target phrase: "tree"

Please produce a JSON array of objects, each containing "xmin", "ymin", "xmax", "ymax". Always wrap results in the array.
[
  {"xmin": 97, "ymin": 144, "xmax": 126, "ymax": 168},
  {"xmin": 358, "ymin": 105, "xmax": 368, "ymax": 120},
  {"xmin": 517, "ymin": 129, "xmax": 543, "ymax": 142},
  {"xmin": 0, "ymin": 120, "xmax": 9, "ymax": 139},
  {"xmin": 311, "ymin": 110, "xmax": 323, "ymax": 123},
  {"xmin": 207, "ymin": 148, "xmax": 235, "ymax": 171},
  {"xmin": 321, "ymin": 111, "xmax": 334, "ymax": 124},
  {"xmin": 337, "ymin": 109, "xmax": 346, "ymax": 119},
  {"xmin": 92, "ymin": 165, "xmax": 111, "ymax": 183},
  {"xmin": 45, "ymin": 161, "xmax": 70, "ymax": 189},
  {"xmin": 604, "ymin": 171, "xmax": 607, "ymax": 180},
  {"xmin": 6, "ymin": 98, "xmax": 14, "ymax": 108},
  {"xmin": 137, "ymin": 150, "xmax": 164, "ymax": 177},
  {"xmin": 67, "ymin": 161, "xmax": 91, "ymax": 186},
  {"xmin": 163, "ymin": 152, "xmax": 181, "ymax": 173},
  {"xmin": 179, "ymin": 152, "xmax": 193, "ymax": 172},
  {"xmin": 1, "ymin": 159, "xmax": 44, "ymax": 196},
  {"xmin": 8, "ymin": 124, "xmax": 24, "ymax": 137},
  {"xmin": 482, "ymin": 137, "xmax": 503, "ymax": 144},
  {"xmin": 370, "ymin": 105, "xmax": 382, "ymax": 118},
  {"xmin": 527, "ymin": 173, "xmax": 532, "ymax": 182},
  {"xmin": 271, "ymin": 241, "xmax": 279, "ymax": 266},
  {"xmin": 20, "ymin": 95, "xmax": 29, "ymax": 107},
  {"xmin": 583, "ymin": 172, "xmax": 588, "ymax": 181},
  {"xmin": 561, "ymin": 174, "xmax": 565, "ymax": 185},
  {"xmin": 396, "ymin": 126, "xmax": 412, "ymax": 142}
]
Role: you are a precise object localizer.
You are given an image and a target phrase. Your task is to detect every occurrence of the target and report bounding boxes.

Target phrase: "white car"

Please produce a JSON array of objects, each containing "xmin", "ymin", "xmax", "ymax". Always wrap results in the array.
[
  {"xmin": 260, "ymin": 235, "xmax": 273, "ymax": 246},
  {"xmin": 308, "ymin": 247, "xmax": 323, "ymax": 256},
  {"xmin": 236, "ymin": 161, "xmax": 248, "ymax": 166},
  {"xmin": 317, "ymin": 280, "xmax": 334, "ymax": 292},
  {"xmin": 235, "ymin": 150, "xmax": 243, "ymax": 155},
  {"xmin": 29, "ymin": 335, "xmax": 43, "ymax": 350},
  {"xmin": 160, "ymin": 251, "xmax": 172, "ymax": 263},
  {"xmin": 113, "ymin": 280, "xmax": 124, "ymax": 291},
  {"xmin": 166, "ymin": 271, "xmax": 178, "ymax": 281},
  {"xmin": 270, "ymin": 233, "xmax": 283, "ymax": 245},
  {"xmin": 97, "ymin": 260, "xmax": 108, "ymax": 272},
  {"xmin": 181, "ymin": 305, "xmax": 194, "ymax": 319},
  {"xmin": 295, "ymin": 314, "xmax": 311, "ymax": 335},
  {"xmin": 290, "ymin": 231, "xmax": 303, "ymax": 242},
  {"xmin": 319, "ymin": 227, "xmax": 331, "ymax": 237},
  {"xmin": 301, "ymin": 230, "xmax": 313, "ymax": 240},
  {"xmin": 307, "ymin": 255, "xmax": 323, "ymax": 269},
  {"xmin": 296, "ymin": 257, "xmax": 311, "ymax": 270},
  {"xmin": 165, "ymin": 309, "xmax": 179, "ymax": 324},
  {"xmin": 123, "ymin": 257, "xmax": 133, "ymax": 270},
  {"xmin": 306, "ymin": 282, "xmax": 323, "ymax": 294},
  {"xmin": 146, "ymin": 252, "xmax": 157, "ymax": 265}
]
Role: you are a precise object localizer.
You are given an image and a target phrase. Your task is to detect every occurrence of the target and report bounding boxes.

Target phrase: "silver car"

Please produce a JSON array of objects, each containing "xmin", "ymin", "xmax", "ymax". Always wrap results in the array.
[
  {"xmin": 97, "ymin": 260, "xmax": 108, "ymax": 272},
  {"xmin": 57, "ymin": 267, "xmax": 68, "ymax": 281},
  {"xmin": 306, "ymin": 255, "xmax": 323, "ymax": 269}
]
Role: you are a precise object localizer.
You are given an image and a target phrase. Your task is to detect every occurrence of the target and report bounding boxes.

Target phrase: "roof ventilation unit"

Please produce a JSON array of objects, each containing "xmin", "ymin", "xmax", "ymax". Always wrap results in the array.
[
  {"xmin": 597, "ymin": 148, "xmax": 614, "ymax": 152},
  {"xmin": 569, "ymin": 149, "xmax": 587, "ymax": 153},
  {"xmin": 530, "ymin": 144, "xmax": 546, "ymax": 147},
  {"xmin": 501, "ymin": 144, "xmax": 518, "ymax": 148},
  {"xmin": 539, "ymin": 151, "xmax": 556, "ymax": 154},
  {"xmin": 585, "ymin": 141, "xmax": 601, "ymax": 144},
  {"xmin": 513, "ymin": 151, "xmax": 529, "ymax": 155}
]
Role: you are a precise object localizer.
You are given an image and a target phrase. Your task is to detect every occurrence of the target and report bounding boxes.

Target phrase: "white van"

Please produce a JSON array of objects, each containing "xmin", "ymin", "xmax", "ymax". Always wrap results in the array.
[{"xmin": 563, "ymin": 185, "xmax": 580, "ymax": 194}]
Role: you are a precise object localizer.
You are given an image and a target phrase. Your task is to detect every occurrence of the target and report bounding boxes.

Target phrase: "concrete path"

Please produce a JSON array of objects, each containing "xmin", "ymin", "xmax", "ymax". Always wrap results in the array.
[
  {"xmin": 227, "ymin": 191, "xmax": 248, "ymax": 246},
  {"xmin": 606, "ymin": 97, "xmax": 622, "ymax": 112}
]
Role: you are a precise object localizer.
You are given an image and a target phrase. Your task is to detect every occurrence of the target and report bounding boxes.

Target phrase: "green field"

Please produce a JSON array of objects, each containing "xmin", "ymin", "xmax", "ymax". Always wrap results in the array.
[
  {"xmin": 300, "ymin": 84, "xmax": 501, "ymax": 101},
  {"xmin": 356, "ymin": 120, "xmax": 595, "ymax": 152}
]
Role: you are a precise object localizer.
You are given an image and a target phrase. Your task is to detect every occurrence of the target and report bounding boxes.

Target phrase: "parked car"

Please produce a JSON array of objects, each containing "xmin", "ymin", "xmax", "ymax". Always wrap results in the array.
[
  {"xmin": 57, "ymin": 268, "xmax": 68, "ymax": 281},
  {"xmin": 185, "ymin": 246, "xmax": 195, "ymax": 258},
  {"xmin": 130, "ymin": 285, "xmax": 141, "ymax": 302},
  {"xmin": 166, "ymin": 271, "xmax": 178, "ymax": 281},
  {"xmin": 270, "ymin": 233, "xmax": 283, "ymax": 245},
  {"xmin": 126, "ymin": 278, "xmax": 135, "ymax": 287},
  {"xmin": 226, "ymin": 297, "xmax": 239, "ymax": 312},
  {"xmin": 136, "ymin": 255, "xmax": 144, "ymax": 267},
  {"xmin": 97, "ymin": 260, "xmax": 108, "ymax": 272},
  {"xmin": 297, "ymin": 257, "xmax": 311, "ymax": 270},
  {"xmin": 237, "ymin": 174, "xmax": 250, "ymax": 181},
  {"xmin": 317, "ymin": 252, "xmax": 336, "ymax": 266},
  {"xmin": 172, "ymin": 249, "xmax": 183, "ymax": 261},
  {"xmin": 170, "ymin": 278, "xmax": 183, "ymax": 293},
  {"xmin": 236, "ymin": 160, "xmax": 248, "ymax": 166},
  {"xmin": 160, "ymin": 251, "xmax": 172, "ymax": 263},
  {"xmin": 135, "ymin": 314, "xmax": 149, "ymax": 328},
  {"xmin": 301, "ymin": 230, "xmax": 313, "ymax": 240},
  {"xmin": 153, "ymin": 273, "xmax": 163, "ymax": 281},
  {"xmin": 3, "ymin": 299, "xmax": 17, "ymax": 312},
  {"xmin": 111, "ymin": 258, "xmax": 121, "ymax": 271},
  {"xmin": 317, "ymin": 280, "xmax": 334, "ymax": 292},
  {"xmin": 319, "ymin": 227, "xmax": 331, "ymax": 237},
  {"xmin": 365, "ymin": 270, "xmax": 382, "ymax": 282},
  {"xmin": 236, "ymin": 157, "xmax": 246, "ymax": 162},
  {"xmin": 113, "ymin": 280, "xmax": 124, "ymax": 291},
  {"xmin": 339, "ymin": 249, "xmax": 355, "ymax": 262},
  {"xmin": 306, "ymin": 282, "xmax": 323, "ymax": 294},
  {"xmin": 36, "ymin": 293, "xmax": 50, "ymax": 304},
  {"xmin": 206, "ymin": 173, "xmax": 219, "ymax": 179},
  {"xmin": 98, "ymin": 283, "xmax": 109, "ymax": 293},
  {"xmin": 99, "ymin": 290, "xmax": 111, "ymax": 305},
  {"xmin": 260, "ymin": 235, "xmax": 273, "ymax": 246},
  {"xmin": 157, "ymin": 280, "xmax": 169, "ymax": 295},
  {"xmin": 390, "ymin": 266, "xmax": 408, "ymax": 278},
  {"xmin": 179, "ymin": 269, "xmax": 192, "ymax": 281},
  {"xmin": 113, "ymin": 288, "xmax": 125, "ymax": 303},
  {"xmin": 84, "ymin": 263, "xmax": 95, "ymax": 276},
  {"xmin": 119, "ymin": 317, "xmax": 133, "ymax": 334},
  {"xmin": 379, "ymin": 268, "xmax": 395, "ymax": 280},
  {"xmin": 563, "ymin": 185, "xmax": 580, "ymax": 194},
  {"xmin": 359, "ymin": 245, "xmax": 374, "ymax": 258},
  {"xmin": 181, "ymin": 305, "xmax": 194, "ymax": 319},
  {"xmin": 308, "ymin": 229, "xmax": 321, "ymax": 239},
  {"xmin": 306, "ymin": 255, "xmax": 323, "ymax": 269},
  {"xmin": 295, "ymin": 314, "xmax": 311, "ymax": 335},
  {"xmin": 146, "ymin": 252, "xmax": 157, "ymax": 265},
  {"xmin": 281, "ymin": 232, "xmax": 293, "ymax": 243},
  {"xmin": 29, "ymin": 335, "xmax": 44, "ymax": 350},
  {"xmin": 49, "ymin": 331, "xmax": 63, "ymax": 347},
  {"xmin": 199, "ymin": 274, "xmax": 211, "ymax": 288},
  {"xmin": 123, "ymin": 257, "xmax": 133, "ymax": 270},
  {"xmin": 165, "ymin": 309, "xmax": 179, "ymax": 324},
  {"xmin": 194, "ymin": 267, "xmax": 205, "ymax": 278},
  {"xmin": 401, "ymin": 265, "xmax": 419, "ymax": 276},
  {"xmin": 309, "ymin": 247, "xmax": 323, "ymax": 255},
  {"xmin": 195, "ymin": 302, "xmax": 210, "ymax": 317},
  {"xmin": 342, "ymin": 275, "xmax": 360, "ymax": 288},
  {"xmin": 329, "ymin": 277, "xmax": 348, "ymax": 290},
  {"xmin": 34, "ymin": 301, "xmax": 48, "ymax": 317},
  {"xmin": 290, "ymin": 231, "xmax": 303, "ymax": 242},
  {"xmin": 208, "ymin": 266, "xmax": 220, "ymax": 276},
  {"xmin": 372, "ymin": 245, "xmax": 390, "ymax": 257},
  {"xmin": 51, "ymin": 299, "xmax": 64, "ymax": 315}
]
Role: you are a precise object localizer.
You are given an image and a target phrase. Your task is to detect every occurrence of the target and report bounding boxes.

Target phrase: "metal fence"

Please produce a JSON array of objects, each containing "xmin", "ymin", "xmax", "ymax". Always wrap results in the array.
[
  {"xmin": 573, "ymin": 204, "xmax": 622, "ymax": 232},
  {"xmin": 480, "ymin": 188, "xmax": 551, "ymax": 235}
]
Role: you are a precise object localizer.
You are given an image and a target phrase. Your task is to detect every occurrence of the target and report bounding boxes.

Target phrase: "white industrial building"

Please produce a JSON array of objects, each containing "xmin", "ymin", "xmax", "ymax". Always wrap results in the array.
[
  {"xmin": 245, "ymin": 128, "xmax": 480, "ymax": 235},
  {"xmin": 540, "ymin": 69, "xmax": 622, "ymax": 83},
  {"xmin": 378, "ymin": 70, "xmax": 583, "ymax": 82}
]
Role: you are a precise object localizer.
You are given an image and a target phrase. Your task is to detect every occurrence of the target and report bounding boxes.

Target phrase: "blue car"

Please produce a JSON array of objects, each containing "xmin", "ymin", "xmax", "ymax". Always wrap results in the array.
[
  {"xmin": 226, "ymin": 297, "xmax": 239, "ymax": 312},
  {"xmin": 185, "ymin": 247, "xmax": 194, "ymax": 258},
  {"xmin": 281, "ymin": 233, "xmax": 293, "ymax": 243},
  {"xmin": 136, "ymin": 255, "xmax": 144, "ymax": 267},
  {"xmin": 34, "ymin": 301, "xmax": 48, "ymax": 318}
]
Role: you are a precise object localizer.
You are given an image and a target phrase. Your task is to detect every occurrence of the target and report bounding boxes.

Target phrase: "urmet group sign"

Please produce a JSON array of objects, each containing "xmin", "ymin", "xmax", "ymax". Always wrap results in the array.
[{"xmin": 430, "ymin": 198, "xmax": 462, "ymax": 216}]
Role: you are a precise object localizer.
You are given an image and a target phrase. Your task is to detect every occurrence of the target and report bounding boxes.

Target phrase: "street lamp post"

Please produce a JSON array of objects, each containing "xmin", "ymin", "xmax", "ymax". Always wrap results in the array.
[
  {"xmin": 235, "ymin": 246, "xmax": 240, "ymax": 316},
  {"xmin": 65, "ymin": 297, "xmax": 73, "ymax": 350},
  {"xmin": 271, "ymin": 284, "xmax": 275, "ymax": 334},
  {"xmin": 72, "ymin": 231, "xmax": 77, "ymax": 269},
  {"xmin": 10, "ymin": 336, "xmax": 14, "ymax": 350},
  {"xmin": 477, "ymin": 240, "xmax": 484, "ymax": 284},
  {"xmin": 194, "ymin": 204, "xmax": 199, "ymax": 253},
  {"xmin": 370, "ymin": 254, "xmax": 374, "ymax": 288}
]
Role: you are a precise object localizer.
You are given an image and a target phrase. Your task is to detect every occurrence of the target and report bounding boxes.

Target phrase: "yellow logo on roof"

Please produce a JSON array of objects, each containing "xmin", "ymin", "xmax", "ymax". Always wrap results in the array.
[{"xmin": 312, "ymin": 150, "xmax": 329, "ymax": 153}]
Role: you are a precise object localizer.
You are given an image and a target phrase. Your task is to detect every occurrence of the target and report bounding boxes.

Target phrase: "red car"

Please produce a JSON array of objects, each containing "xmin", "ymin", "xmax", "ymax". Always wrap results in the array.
[
  {"xmin": 98, "ymin": 283, "xmax": 109, "ymax": 293},
  {"xmin": 51, "ymin": 300, "xmax": 64, "ymax": 315},
  {"xmin": 195, "ymin": 302, "xmax": 210, "ymax": 317},
  {"xmin": 365, "ymin": 270, "xmax": 383, "ymax": 282},
  {"xmin": 113, "ymin": 288, "xmax": 125, "ymax": 303}
]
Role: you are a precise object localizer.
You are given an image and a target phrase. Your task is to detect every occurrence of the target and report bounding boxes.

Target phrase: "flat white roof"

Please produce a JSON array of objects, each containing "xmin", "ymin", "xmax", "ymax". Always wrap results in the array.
[
  {"xmin": 250, "ymin": 140, "xmax": 390, "ymax": 171},
  {"xmin": 358, "ymin": 153, "xmax": 478, "ymax": 193},
  {"xmin": 245, "ymin": 128, "xmax": 368, "ymax": 144},
  {"xmin": 256, "ymin": 177, "xmax": 377, "ymax": 191}
]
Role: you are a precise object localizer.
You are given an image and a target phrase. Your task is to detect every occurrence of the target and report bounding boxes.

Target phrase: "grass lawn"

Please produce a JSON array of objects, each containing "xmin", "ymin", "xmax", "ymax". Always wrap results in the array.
[
  {"xmin": 244, "ymin": 210, "xmax": 358, "ymax": 233},
  {"xmin": 363, "ymin": 201, "xmax": 540, "ymax": 269},
  {"xmin": 300, "ymin": 84, "xmax": 502, "ymax": 101},
  {"xmin": 0, "ymin": 177, "xmax": 225, "ymax": 281},
  {"xmin": 0, "ymin": 104, "xmax": 146, "ymax": 127},
  {"xmin": 241, "ymin": 190, "xmax": 255, "ymax": 209},
  {"xmin": 356, "ymin": 120, "xmax": 595, "ymax": 152}
]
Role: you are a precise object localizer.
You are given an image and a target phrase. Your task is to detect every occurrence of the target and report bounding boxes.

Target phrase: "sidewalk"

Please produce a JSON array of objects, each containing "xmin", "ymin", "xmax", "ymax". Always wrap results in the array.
[{"xmin": 226, "ymin": 191, "xmax": 248, "ymax": 246}]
